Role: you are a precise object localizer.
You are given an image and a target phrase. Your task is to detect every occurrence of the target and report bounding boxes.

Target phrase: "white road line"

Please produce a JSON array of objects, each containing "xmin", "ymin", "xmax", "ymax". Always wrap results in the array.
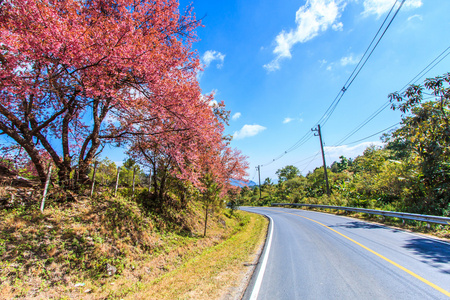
[{"xmin": 250, "ymin": 215, "xmax": 274, "ymax": 300}]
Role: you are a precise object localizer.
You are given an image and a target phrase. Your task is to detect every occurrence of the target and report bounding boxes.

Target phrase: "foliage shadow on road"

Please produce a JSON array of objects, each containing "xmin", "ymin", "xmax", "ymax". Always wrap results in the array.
[
  {"xmin": 403, "ymin": 238, "xmax": 450, "ymax": 274},
  {"xmin": 328, "ymin": 221, "xmax": 403, "ymax": 233}
]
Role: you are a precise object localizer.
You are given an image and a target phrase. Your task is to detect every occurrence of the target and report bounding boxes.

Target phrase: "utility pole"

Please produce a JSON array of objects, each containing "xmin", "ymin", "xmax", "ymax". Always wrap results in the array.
[
  {"xmin": 312, "ymin": 125, "xmax": 330, "ymax": 196},
  {"xmin": 256, "ymin": 165, "xmax": 262, "ymax": 200}
]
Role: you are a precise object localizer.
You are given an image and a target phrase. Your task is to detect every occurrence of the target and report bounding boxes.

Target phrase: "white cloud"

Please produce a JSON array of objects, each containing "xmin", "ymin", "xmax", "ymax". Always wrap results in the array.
[
  {"xmin": 232, "ymin": 112, "xmax": 242, "ymax": 121},
  {"xmin": 233, "ymin": 124, "xmax": 266, "ymax": 140},
  {"xmin": 202, "ymin": 50, "xmax": 226, "ymax": 69},
  {"xmin": 208, "ymin": 99, "xmax": 218, "ymax": 107},
  {"xmin": 264, "ymin": 0, "xmax": 346, "ymax": 72},
  {"xmin": 362, "ymin": 0, "xmax": 422, "ymax": 18},
  {"xmin": 340, "ymin": 53, "xmax": 359, "ymax": 66},
  {"xmin": 264, "ymin": 0, "xmax": 422, "ymax": 72},
  {"xmin": 324, "ymin": 141, "xmax": 384, "ymax": 159},
  {"xmin": 407, "ymin": 14, "xmax": 422, "ymax": 22},
  {"xmin": 283, "ymin": 117, "xmax": 294, "ymax": 124},
  {"xmin": 324, "ymin": 53, "xmax": 360, "ymax": 70},
  {"xmin": 332, "ymin": 22, "xmax": 343, "ymax": 31}
]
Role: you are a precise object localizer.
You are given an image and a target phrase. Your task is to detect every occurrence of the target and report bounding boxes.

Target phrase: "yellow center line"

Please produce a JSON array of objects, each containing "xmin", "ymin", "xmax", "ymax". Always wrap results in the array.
[{"xmin": 269, "ymin": 208, "xmax": 450, "ymax": 298}]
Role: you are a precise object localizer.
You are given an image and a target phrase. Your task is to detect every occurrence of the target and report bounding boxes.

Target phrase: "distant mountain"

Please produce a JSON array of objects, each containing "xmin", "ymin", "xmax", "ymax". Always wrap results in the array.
[
  {"xmin": 247, "ymin": 180, "xmax": 257, "ymax": 187},
  {"xmin": 231, "ymin": 179, "xmax": 257, "ymax": 187}
]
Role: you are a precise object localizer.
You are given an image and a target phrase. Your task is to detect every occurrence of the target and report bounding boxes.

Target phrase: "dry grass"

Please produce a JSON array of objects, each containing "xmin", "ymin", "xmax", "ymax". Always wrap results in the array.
[
  {"xmin": 0, "ymin": 187, "xmax": 268, "ymax": 300},
  {"xmin": 131, "ymin": 211, "xmax": 268, "ymax": 300}
]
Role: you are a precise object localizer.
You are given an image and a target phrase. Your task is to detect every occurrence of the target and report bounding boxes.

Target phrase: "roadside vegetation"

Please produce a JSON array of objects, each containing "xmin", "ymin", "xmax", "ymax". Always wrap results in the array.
[
  {"xmin": 241, "ymin": 73, "xmax": 450, "ymax": 237},
  {"xmin": 0, "ymin": 185, "xmax": 267, "ymax": 299}
]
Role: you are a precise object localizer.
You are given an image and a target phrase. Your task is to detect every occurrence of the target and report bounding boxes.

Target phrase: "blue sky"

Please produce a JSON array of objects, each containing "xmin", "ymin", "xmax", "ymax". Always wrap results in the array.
[
  {"xmin": 179, "ymin": 0, "xmax": 450, "ymax": 182},
  {"xmin": 4, "ymin": 0, "xmax": 449, "ymax": 183}
]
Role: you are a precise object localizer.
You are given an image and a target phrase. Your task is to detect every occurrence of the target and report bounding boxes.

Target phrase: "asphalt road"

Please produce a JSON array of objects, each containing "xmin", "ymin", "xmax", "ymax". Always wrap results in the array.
[{"xmin": 241, "ymin": 206, "xmax": 450, "ymax": 300}]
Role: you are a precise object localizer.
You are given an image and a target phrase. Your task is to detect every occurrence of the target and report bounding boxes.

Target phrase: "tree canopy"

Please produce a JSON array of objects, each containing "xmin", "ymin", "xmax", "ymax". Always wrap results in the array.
[
  {"xmin": 0, "ymin": 0, "xmax": 248, "ymax": 201},
  {"xmin": 275, "ymin": 165, "xmax": 300, "ymax": 183}
]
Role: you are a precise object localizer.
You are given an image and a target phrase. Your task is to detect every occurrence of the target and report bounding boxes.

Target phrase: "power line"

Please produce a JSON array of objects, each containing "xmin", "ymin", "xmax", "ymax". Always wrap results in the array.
[
  {"xmin": 301, "ymin": 151, "xmax": 321, "ymax": 174},
  {"xmin": 345, "ymin": 122, "xmax": 400, "ymax": 146},
  {"xmin": 399, "ymin": 46, "xmax": 450, "ymax": 92},
  {"xmin": 260, "ymin": 131, "xmax": 315, "ymax": 166},
  {"xmin": 291, "ymin": 151, "xmax": 321, "ymax": 166},
  {"xmin": 319, "ymin": 0, "xmax": 405, "ymax": 127},
  {"xmin": 335, "ymin": 101, "xmax": 391, "ymax": 146},
  {"xmin": 332, "ymin": 44, "xmax": 450, "ymax": 148},
  {"xmin": 260, "ymin": 0, "xmax": 405, "ymax": 168}
]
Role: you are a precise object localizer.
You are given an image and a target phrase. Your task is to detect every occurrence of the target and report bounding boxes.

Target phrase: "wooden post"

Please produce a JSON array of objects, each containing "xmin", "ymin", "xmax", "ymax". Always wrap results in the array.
[
  {"xmin": 132, "ymin": 166, "xmax": 136, "ymax": 197},
  {"xmin": 204, "ymin": 204, "xmax": 208, "ymax": 237},
  {"xmin": 40, "ymin": 164, "xmax": 52, "ymax": 213},
  {"xmin": 90, "ymin": 161, "xmax": 98, "ymax": 197},
  {"xmin": 114, "ymin": 166, "xmax": 120, "ymax": 197}
]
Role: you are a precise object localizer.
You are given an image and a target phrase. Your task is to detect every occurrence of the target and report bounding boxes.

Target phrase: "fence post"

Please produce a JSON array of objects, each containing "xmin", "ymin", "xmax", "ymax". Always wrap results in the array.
[
  {"xmin": 132, "ymin": 166, "xmax": 136, "ymax": 197},
  {"xmin": 90, "ymin": 161, "xmax": 98, "ymax": 197},
  {"xmin": 114, "ymin": 166, "xmax": 120, "ymax": 197},
  {"xmin": 40, "ymin": 164, "xmax": 52, "ymax": 213}
]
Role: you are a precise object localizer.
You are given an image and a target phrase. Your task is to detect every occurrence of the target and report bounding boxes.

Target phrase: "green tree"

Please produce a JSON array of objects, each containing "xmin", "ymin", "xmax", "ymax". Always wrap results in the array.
[
  {"xmin": 331, "ymin": 156, "xmax": 350, "ymax": 173},
  {"xmin": 263, "ymin": 177, "xmax": 273, "ymax": 187},
  {"xmin": 93, "ymin": 158, "xmax": 117, "ymax": 187},
  {"xmin": 305, "ymin": 167, "xmax": 332, "ymax": 197},
  {"xmin": 389, "ymin": 73, "xmax": 450, "ymax": 215},
  {"xmin": 283, "ymin": 176, "xmax": 307, "ymax": 203},
  {"xmin": 200, "ymin": 173, "xmax": 222, "ymax": 236},
  {"xmin": 276, "ymin": 165, "xmax": 300, "ymax": 183},
  {"xmin": 119, "ymin": 158, "xmax": 145, "ymax": 188}
]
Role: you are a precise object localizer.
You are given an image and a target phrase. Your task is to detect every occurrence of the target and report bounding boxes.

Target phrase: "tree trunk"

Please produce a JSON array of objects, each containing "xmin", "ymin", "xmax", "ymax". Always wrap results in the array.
[
  {"xmin": 0, "ymin": 122, "xmax": 47, "ymax": 185},
  {"xmin": 77, "ymin": 97, "xmax": 110, "ymax": 184}
]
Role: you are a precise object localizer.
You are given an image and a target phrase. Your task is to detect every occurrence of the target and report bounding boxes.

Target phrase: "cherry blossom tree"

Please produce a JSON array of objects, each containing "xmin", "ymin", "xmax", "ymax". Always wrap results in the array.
[{"xmin": 0, "ymin": 0, "xmax": 201, "ymax": 186}]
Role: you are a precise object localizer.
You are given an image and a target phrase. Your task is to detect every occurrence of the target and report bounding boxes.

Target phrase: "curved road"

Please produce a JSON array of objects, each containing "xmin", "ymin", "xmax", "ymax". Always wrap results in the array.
[{"xmin": 241, "ymin": 207, "xmax": 450, "ymax": 300}]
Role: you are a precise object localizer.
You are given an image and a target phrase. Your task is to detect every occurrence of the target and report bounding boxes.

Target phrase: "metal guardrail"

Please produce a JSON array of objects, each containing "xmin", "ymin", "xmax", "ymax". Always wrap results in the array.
[{"xmin": 271, "ymin": 203, "xmax": 450, "ymax": 225}]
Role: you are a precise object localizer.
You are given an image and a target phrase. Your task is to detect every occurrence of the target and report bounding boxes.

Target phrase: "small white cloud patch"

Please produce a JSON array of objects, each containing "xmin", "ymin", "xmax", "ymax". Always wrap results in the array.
[
  {"xmin": 233, "ymin": 124, "xmax": 266, "ymax": 140},
  {"xmin": 202, "ymin": 50, "xmax": 226, "ymax": 69},
  {"xmin": 407, "ymin": 14, "xmax": 422, "ymax": 22},
  {"xmin": 340, "ymin": 54, "xmax": 359, "ymax": 66},
  {"xmin": 283, "ymin": 117, "xmax": 294, "ymax": 124},
  {"xmin": 208, "ymin": 100, "xmax": 218, "ymax": 107},
  {"xmin": 332, "ymin": 22, "xmax": 343, "ymax": 31},
  {"xmin": 232, "ymin": 112, "xmax": 242, "ymax": 121},
  {"xmin": 362, "ymin": 0, "xmax": 422, "ymax": 18}
]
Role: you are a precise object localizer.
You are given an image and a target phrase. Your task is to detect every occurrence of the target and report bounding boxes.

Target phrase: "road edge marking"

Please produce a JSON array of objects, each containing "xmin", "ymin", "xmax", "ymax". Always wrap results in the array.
[{"xmin": 250, "ymin": 215, "xmax": 274, "ymax": 300}]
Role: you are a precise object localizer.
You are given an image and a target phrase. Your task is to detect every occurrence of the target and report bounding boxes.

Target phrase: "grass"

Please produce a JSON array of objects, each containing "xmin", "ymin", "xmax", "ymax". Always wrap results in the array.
[
  {"xmin": 0, "ymin": 187, "xmax": 268, "ymax": 299},
  {"xmin": 131, "ymin": 211, "xmax": 267, "ymax": 300}
]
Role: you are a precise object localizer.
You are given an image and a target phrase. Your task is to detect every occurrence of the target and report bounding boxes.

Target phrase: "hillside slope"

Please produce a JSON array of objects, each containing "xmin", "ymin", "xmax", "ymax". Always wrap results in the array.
[{"xmin": 0, "ymin": 188, "xmax": 267, "ymax": 299}]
